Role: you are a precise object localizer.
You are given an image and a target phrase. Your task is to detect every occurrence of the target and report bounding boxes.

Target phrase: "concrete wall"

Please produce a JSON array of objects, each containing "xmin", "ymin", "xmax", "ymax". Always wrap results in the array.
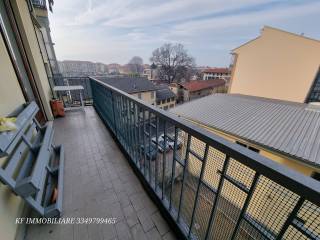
[
  {"xmin": 0, "ymin": 28, "xmax": 25, "ymax": 240},
  {"xmin": 229, "ymin": 26, "xmax": 320, "ymax": 103}
]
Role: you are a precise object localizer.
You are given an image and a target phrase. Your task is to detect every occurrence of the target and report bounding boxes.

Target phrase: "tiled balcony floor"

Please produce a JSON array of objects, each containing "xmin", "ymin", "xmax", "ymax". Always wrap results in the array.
[{"xmin": 25, "ymin": 107, "xmax": 177, "ymax": 240}]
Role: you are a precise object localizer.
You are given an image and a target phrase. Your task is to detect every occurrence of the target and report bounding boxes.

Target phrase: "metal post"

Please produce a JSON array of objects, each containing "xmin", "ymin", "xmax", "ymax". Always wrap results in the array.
[
  {"xmin": 204, "ymin": 155, "xmax": 230, "ymax": 240},
  {"xmin": 111, "ymin": 91, "xmax": 117, "ymax": 136},
  {"xmin": 275, "ymin": 197, "xmax": 305, "ymax": 240},
  {"xmin": 148, "ymin": 112, "xmax": 152, "ymax": 183},
  {"xmin": 188, "ymin": 144, "xmax": 209, "ymax": 237},
  {"xmin": 230, "ymin": 172, "xmax": 260, "ymax": 240},
  {"xmin": 162, "ymin": 121, "xmax": 167, "ymax": 200},
  {"xmin": 177, "ymin": 134, "xmax": 191, "ymax": 222},
  {"xmin": 142, "ymin": 109, "xmax": 147, "ymax": 176},
  {"xmin": 155, "ymin": 116, "xmax": 159, "ymax": 192},
  {"xmin": 169, "ymin": 127, "xmax": 179, "ymax": 210}
]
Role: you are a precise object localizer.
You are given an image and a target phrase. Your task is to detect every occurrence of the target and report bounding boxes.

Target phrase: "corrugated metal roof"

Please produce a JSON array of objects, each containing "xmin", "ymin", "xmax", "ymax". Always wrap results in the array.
[{"xmin": 170, "ymin": 94, "xmax": 320, "ymax": 167}]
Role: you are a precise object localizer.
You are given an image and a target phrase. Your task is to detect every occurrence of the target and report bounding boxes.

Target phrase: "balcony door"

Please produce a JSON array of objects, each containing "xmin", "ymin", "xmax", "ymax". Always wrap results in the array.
[{"xmin": 0, "ymin": 0, "xmax": 47, "ymax": 121}]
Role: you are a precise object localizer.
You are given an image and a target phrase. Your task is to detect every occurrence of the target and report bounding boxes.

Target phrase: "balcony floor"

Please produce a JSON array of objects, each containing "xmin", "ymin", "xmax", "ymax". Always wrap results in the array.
[{"xmin": 25, "ymin": 107, "xmax": 177, "ymax": 240}]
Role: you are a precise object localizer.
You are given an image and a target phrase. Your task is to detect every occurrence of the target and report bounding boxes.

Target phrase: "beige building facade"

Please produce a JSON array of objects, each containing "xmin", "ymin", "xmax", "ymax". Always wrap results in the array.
[{"xmin": 229, "ymin": 26, "xmax": 320, "ymax": 103}]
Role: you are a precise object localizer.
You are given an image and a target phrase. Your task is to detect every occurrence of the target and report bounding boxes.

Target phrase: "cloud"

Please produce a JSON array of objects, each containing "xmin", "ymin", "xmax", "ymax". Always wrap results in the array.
[
  {"xmin": 48, "ymin": 0, "xmax": 320, "ymax": 66},
  {"xmin": 170, "ymin": 1, "xmax": 320, "ymax": 36},
  {"xmin": 102, "ymin": 0, "xmax": 275, "ymax": 28}
]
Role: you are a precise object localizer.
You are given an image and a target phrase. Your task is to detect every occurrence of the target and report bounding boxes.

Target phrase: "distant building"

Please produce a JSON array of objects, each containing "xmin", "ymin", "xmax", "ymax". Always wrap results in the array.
[
  {"xmin": 94, "ymin": 76, "xmax": 157, "ymax": 105},
  {"xmin": 142, "ymin": 63, "xmax": 158, "ymax": 81},
  {"xmin": 229, "ymin": 26, "xmax": 320, "ymax": 103},
  {"xmin": 58, "ymin": 60, "xmax": 108, "ymax": 77},
  {"xmin": 107, "ymin": 63, "xmax": 121, "ymax": 74},
  {"xmin": 202, "ymin": 68, "xmax": 231, "ymax": 80},
  {"xmin": 171, "ymin": 94, "xmax": 320, "ymax": 176},
  {"xmin": 155, "ymin": 85, "xmax": 176, "ymax": 110},
  {"xmin": 178, "ymin": 79, "xmax": 226, "ymax": 102}
]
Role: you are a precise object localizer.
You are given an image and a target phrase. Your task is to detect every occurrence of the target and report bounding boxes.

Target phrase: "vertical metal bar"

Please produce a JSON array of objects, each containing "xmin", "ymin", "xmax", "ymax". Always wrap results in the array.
[
  {"xmin": 155, "ymin": 116, "xmax": 159, "ymax": 192},
  {"xmin": 148, "ymin": 111, "xmax": 152, "ymax": 183},
  {"xmin": 204, "ymin": 155, "xmax": 230, "ymax": 240},
  {"xmin": 133, "ymin": 103, "xmax": 138, "ymax": 164},
  {"xmin": 275, "ymin": 197, "xmax": 305, "ymax": 240},
  {"xmin": 126, "ymin": 99, "xmax": 132, "ymax": 157},
  {"xmin": 177, "ymin": 134, "xmax": 191, "ymax": 222},
  {"xmin": 188, "ymin": 144, "xmax": 209, "ymax": 237},
  {"xmin": 123, "ymin": 98, "xmax": 128, "ymax": 150},
  {"xmin": 230, "ymin": 172, "xmax": 260, "ymax": 240},
  {"xmin": 169, "ymin": 127, "xmax": 179, "ymax": 210},
  {"xmin": 137, "ymin": 106, "xmax": 142, "ymax": 170},
  {"xmin": 111, "ymin": 91, "xmax": 117, "ymax": 136},
  {"xmin": 142, "ymin": 109, "xmax": 147, "ymax": 176},
  {"xmin": 162, "ymin": 121, "xmax": 167, "ymax": 200}
]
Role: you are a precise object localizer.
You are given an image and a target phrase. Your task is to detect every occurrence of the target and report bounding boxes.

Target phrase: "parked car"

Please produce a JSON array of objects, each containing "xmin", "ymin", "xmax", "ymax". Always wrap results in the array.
[
  {"xmin": 140, "ymin": 143, "xmax": 158, "ymax": 160},
  {"xmin": 158, "ymin": 134, "xmax": 183, "ymax": 150}
]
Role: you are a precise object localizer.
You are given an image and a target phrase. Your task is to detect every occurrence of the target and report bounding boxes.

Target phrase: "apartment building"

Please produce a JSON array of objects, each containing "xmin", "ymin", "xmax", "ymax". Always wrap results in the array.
[
  {"xmin": 202, "ymin": 67, "xmax": 231, "ymax": 80},
  {"xmin": 229, "ymin": 26, "xmax": 320, "ymax": 103},
  {"xmin": 155, "ymin": 85, "xmax": 176, "ymax": 110},
  {"xmin": 59, "ymin": 60, "xmax": 108, "ymax": 76},
  {"xmin": 95, "ymin": 76, "xmax": 157, "ymax": 105},
  {"xmin": 177, "ymin": 79, "xmax": 226, "ymax": 102},
  {"xmin": 0, "ymin": 0, "xmax": 58, "ymax": 238}
]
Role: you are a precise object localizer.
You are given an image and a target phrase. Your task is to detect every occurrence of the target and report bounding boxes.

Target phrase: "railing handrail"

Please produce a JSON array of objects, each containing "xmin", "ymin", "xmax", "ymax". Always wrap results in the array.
[{"xmin": 89, "ymin": 76, "xmax": 320, "ymax": 206}]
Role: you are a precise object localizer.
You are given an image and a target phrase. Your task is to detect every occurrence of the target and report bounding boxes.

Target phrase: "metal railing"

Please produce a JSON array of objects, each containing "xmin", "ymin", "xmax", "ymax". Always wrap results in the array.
[
  {"xmin": 90, "ymin": 77, "xmax": 320, "ymax": 240},
  {"xmin": 53, "ymin": 76, "xmax": 93, "ymax": 104}
]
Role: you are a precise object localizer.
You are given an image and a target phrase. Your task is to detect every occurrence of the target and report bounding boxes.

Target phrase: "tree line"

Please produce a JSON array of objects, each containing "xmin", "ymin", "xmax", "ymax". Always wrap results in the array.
[{"xmin": 127, "ymin": 43, "xmax": 195, "ymax": 83}]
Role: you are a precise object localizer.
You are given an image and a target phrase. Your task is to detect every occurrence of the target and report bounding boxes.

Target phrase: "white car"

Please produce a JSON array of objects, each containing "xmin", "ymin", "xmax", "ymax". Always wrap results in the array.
[{"xmin": 158, "ymin": 134, "xmax": 182, "ymax": 149}]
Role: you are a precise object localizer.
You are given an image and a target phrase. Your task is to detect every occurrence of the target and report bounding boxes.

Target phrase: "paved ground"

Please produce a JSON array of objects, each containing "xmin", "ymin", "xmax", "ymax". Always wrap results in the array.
[{"xmin": 25, "ymin": 107, "xmax": 177, "ymax": 240}]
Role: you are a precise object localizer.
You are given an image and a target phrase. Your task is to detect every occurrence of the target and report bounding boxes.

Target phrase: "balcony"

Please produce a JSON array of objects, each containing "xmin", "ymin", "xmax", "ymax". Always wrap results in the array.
[
  {"xmin": 31, "ymin": 0, "xmax": 47, "ymax": 9},
  {"xmin": 25, "ymin": 77, "xmax": 319, "ymax": 240}
]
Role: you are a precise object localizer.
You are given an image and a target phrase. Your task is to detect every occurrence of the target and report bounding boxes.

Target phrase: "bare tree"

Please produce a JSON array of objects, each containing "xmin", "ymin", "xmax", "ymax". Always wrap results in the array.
[
  {"xmin": 128, "ymin": 56, "xmax": 144, "ymax": 74},
  {"xmin": 150, "ymin": 43, "xmax": 195, "ymax": 83}
]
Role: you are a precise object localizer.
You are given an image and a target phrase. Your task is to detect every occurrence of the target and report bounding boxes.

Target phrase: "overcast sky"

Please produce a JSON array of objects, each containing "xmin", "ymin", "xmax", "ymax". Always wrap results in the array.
[{"xmin": 48, "ymin": 0, "xmax": 320, "ymax": 66}]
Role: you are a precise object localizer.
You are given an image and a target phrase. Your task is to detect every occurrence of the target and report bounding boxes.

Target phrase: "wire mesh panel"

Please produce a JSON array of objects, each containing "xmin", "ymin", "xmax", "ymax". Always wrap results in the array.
[{"xmin": 90, "ymin": 77, "xmax": 320, "ymax": 240}]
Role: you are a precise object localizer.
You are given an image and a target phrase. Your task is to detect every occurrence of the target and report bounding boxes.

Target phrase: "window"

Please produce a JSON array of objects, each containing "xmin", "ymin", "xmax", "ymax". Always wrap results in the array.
[
  {"xmin": 162, "ymin": 100, "xmax": 166, "ymax": 104},
  {"xmin": 164, "ymin": 106, "xmax": 169, "ymax": 110},
  {"xmin": 138, "ymin": 93, "xmax": 142, "ymax": 99},
  {"xmin": 167, "ymin": 98, "xmax": 170, "ymax": 103},
  {"xmin": 157, "ymin": 100, "xmax": 160, "ymax": 105},
  {"xmin": 151, "ymin": 91, "xmax": 155, "ymax": 99},
  {"xmin": 306, "ymin": 69, "xmax": 320, "ymax": 103},
  {"xmin": 311, "ymin": 172, "xmax": 320, "ymax": 181},
  {"xmin": 236, "ymin": 141, "xmax": 260, "ymax": 153},
  {"xmin": 169, "ymin": 104, "xmax": 174, "ymax": 108}
]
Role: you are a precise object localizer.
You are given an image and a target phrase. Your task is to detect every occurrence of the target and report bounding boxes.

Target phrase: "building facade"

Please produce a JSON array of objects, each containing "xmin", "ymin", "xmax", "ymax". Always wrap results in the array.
[
  {"xmin": 155, "ymin": 86, "xmax": 176, "ymax": 110},
  {"xmin": 202, "ymin": 67, "xmax": 230, "ymax": 80},
  {"xmin": 0, "ymin": 0, "xmax": 58, "ymax": 239},
  {"xmin": 178, "ymin": 79, "xmax": 226, "ymax": 102},
  {"xmin": 229, "ymin": 26, "xmax": 320, "ymax": 103},
  {"xmin": 95, "ymin": 76, "xmax": 157, "ymax": 105}
]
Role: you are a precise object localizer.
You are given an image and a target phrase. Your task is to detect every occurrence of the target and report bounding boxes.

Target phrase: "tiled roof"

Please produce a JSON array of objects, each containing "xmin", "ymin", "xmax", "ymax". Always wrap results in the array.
[
  {"xmin": 95, "ymin": 76, "xmax": 157, "ymax": 94},
  {"xmin": 156, "ymin": 88, "xmax": 176, "ymax": 101},
  {"xmin": 203, "ymin": 68, "xmax": 230, "ymax": 74},
  {"xmin": 171, "ymin": 94, "xmax": 320, "ymax": 167},
  {"xmin": 180, "ymin": 79, "xmax": 226, "ymax": 92}
]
